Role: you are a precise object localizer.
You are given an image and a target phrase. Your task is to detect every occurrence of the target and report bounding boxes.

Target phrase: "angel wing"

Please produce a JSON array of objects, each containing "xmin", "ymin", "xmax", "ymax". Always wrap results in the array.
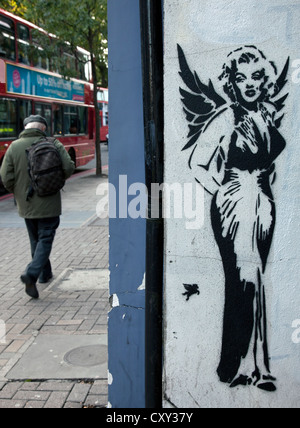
[
  {"xmin": 178, "ymin": 44, "xmax": 229, "ymax": 151},
  {"xmin": 269, "ymin": 57, "xmax": 290, "ymax": 128}
]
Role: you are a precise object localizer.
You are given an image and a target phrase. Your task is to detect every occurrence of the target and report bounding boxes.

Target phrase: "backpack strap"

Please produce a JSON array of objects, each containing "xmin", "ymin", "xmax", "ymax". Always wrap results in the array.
[
  {"xmin": 33, "ymin": 136, "xmax": 57, "ymax": 146},
  {"xmin": 26, "ymin": 185, "xmax": 34, "ymax": 202},
  {"xmin": 44, "ymin": 137, "xmax": 57, "ymax": 144}
]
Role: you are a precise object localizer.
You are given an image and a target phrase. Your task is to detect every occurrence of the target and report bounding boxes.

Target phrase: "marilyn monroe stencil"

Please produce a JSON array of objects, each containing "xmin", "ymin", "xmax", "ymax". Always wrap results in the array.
[{"xmin": 178, "ymin": 45, "xmax": 289, "ymax": 392}]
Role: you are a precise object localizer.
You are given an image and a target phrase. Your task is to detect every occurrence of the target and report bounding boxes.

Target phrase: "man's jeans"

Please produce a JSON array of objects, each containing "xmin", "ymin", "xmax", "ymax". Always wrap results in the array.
[{"xmin": 25, "ymin": 217, "xmax": 60, "ymax": 283}]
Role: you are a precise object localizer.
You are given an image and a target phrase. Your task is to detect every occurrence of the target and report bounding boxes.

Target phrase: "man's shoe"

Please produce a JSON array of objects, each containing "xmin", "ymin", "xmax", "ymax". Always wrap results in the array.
[
  {"xmin": 39, "ymin": 274, "xmax": 53, "ymax": 284},
  {"xmin": 21, "ymin": 274, "xmax": 39, "ymax": 299}
]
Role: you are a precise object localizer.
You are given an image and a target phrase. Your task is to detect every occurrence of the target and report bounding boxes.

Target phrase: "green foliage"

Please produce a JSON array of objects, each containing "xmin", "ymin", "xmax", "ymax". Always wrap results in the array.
[
  {"xmin": 0, "ymin": 0, "xmax": 26, "ymax": 16},
  {"xmin": 3, "ymin": 0, "xmax": 108, "ymax": 86}
]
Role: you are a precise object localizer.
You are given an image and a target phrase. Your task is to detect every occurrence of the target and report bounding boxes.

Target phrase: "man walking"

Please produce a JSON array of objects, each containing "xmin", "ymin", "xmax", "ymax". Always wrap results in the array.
[{"xmin": 0, "ymin": 115, "xmax": 75, "ymax": 299}]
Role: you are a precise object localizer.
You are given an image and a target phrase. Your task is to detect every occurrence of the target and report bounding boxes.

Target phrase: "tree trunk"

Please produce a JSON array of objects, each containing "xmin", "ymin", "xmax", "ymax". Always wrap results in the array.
[{"xmin": 91, "ymin": 53, "xmax": 102, "ymax": 176}]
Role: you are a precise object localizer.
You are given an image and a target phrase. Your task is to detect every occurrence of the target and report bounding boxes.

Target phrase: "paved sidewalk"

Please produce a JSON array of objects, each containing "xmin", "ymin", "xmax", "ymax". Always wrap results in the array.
[{"xmin": 0, "ymin": 168, "xmax": 109, "ymax": 408}]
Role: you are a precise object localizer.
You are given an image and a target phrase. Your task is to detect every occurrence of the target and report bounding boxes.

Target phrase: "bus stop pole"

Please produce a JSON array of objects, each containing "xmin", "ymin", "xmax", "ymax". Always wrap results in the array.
[{"xmin": 139, "ymin": 0, "xmax": 164, "ymax": 409}]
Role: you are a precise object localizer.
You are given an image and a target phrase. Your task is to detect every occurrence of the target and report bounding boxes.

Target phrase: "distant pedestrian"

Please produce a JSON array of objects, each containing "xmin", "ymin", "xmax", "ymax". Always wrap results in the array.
[{"xmin": 0, "ymin": 115, "xmax": 75, "ymax": 299}]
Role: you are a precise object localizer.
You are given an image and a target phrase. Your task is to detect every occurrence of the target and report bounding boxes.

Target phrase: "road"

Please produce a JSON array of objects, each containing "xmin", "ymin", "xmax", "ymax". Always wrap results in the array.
[{"xmin": 81, "ymin": 143, "xmax": 108, "ymax": 171}]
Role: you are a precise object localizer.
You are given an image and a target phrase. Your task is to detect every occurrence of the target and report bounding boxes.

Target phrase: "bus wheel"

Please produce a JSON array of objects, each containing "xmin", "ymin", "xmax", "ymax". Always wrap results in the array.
[{"xmin": 69, "ymin": 149, "xmax": 76, "ymax": 169}]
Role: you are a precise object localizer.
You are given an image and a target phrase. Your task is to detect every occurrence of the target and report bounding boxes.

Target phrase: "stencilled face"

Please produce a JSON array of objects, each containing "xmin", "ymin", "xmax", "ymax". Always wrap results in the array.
[{"xmin": 234, "ymin": 61, "xmax": 266, "ymax": 104}]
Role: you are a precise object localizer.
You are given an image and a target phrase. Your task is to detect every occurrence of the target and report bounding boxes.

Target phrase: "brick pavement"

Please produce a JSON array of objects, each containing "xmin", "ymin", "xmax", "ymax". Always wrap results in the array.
[{"xmin": 0, "ymin": 170, "xmax": 109, "ymax": 408}]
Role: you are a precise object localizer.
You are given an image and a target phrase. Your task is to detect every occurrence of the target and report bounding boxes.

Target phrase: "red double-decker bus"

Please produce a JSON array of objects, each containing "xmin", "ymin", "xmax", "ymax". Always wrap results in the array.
[
  {"xmin": 0, "ymin": 8, "xmax": 108, "ymax": 192},
  {"xmin": 98, "ymin": 87, "xmax": 109, "ymax": 143}
]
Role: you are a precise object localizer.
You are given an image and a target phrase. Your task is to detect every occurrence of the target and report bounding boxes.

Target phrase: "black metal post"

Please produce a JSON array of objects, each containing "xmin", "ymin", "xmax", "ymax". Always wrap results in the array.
[{"xmin": 139, "ymin": 0, "xmax": 164, "ymax": 409}]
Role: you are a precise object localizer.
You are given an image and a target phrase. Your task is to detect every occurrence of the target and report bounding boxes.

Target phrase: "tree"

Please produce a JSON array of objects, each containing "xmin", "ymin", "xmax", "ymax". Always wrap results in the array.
[
  {"xmin": 12, "ymin": 0, "xmax": 108, "ymax": 176},
  {"xmin": 1, "ymin": 0, "xmax": 26, "ymax": 16}
]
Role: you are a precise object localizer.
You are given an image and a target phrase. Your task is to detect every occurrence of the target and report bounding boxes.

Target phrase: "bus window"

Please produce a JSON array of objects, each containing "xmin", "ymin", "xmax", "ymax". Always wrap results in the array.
[
  {"xmin": 53, "ymin": 104, "xmax": 63, "ymax": 136},
  {"xmin": 31, "ymin": 32, "xmax": 50, "ymax": 71},
  {"xmin": 101, "ymin": 104, "xmax": 108, "ymax": 126},
  {"xmin": 0, "ymin": 98, "xmax": 17, "ymax": 138},
  {"xmin": 77, "ymin": 52, "xmax": 91, "ymax": 81},
  {"xmin": 77, "ymin": 52, "xmax": 85, "ymax": 81},
  {"xmin": 44, "ymin": 105, "xmax": 52, "ymax": 135},
  {"xmin": 0, "ymin": 16, "xmax": 16, "ymax": 61},
  {"xmin": 62, "ymin": 47, "xmax": 76, "ymax": 77},
  {"xmin": 64, "ymin": 106, "xmax": 78, "ymax": 135},
  {"xmin": 50, "ymin": 43, "xmax": 61, "ymax": 75},
  {"xmin": 35, "ymin": 103, "xmax": 52, "ymax": 136},
  {"xmin": 35, "ymin": 103, "xmax": 42, "ymax": 117},
  {"xmin": 97, "ymin": 91, "xmax": 104, "ymax": 102},
  {"xmin": 19, "ymin": 100, "xmax": 32, "ymax": 132},
  {"xmin": 18, "ymin": 24, "xmax": 30, "ymax": 65},
  {"xmin": 98, "ymin": 89, "xmax": 108, "ymax": 103},
  {"xmin": 78, "ymin": 107, "xmax": 87, "ymax": 134}
]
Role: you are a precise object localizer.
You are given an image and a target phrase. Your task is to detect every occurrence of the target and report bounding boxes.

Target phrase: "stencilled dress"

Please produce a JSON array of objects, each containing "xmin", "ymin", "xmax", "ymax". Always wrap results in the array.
[{"xmin": 201, "ymin": 104, "xmax": 286, "ymax": 389}]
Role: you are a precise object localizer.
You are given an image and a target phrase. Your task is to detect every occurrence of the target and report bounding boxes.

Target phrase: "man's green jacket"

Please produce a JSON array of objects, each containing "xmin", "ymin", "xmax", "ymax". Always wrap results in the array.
[{"xmin": 0, "ymin": 129, "xmax": 75, "ymax": 219}]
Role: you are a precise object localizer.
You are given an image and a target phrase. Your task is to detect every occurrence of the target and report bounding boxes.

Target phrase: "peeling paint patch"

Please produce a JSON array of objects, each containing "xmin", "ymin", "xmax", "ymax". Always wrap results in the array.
[
  {"xmin": 108, "ymin": 370, "xmax": 114, "ymax": 385},
  {"xmin": 112, "ymin": 294, "xmax": 120, "ymax": 308},
  {"xmin": 138, "ymin": 273, "xmax": 146, "ymax": 291}
]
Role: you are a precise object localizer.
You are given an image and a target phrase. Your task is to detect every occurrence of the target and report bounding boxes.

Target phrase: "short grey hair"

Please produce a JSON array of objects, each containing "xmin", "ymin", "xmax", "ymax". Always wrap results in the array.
[{"xmin": 25, "ymin": 122, "xmax": 47, "ymax": 132}]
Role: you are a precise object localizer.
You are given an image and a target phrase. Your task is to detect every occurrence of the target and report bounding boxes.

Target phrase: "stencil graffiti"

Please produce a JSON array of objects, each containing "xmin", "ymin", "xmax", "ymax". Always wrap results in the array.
[
  {"xmin": 182, "ymin": 284, "xmax": 200, "ymax": 301},
  {"xmin": 178, "ymin": 44, "xmax": 289, "ymax": 392}
]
